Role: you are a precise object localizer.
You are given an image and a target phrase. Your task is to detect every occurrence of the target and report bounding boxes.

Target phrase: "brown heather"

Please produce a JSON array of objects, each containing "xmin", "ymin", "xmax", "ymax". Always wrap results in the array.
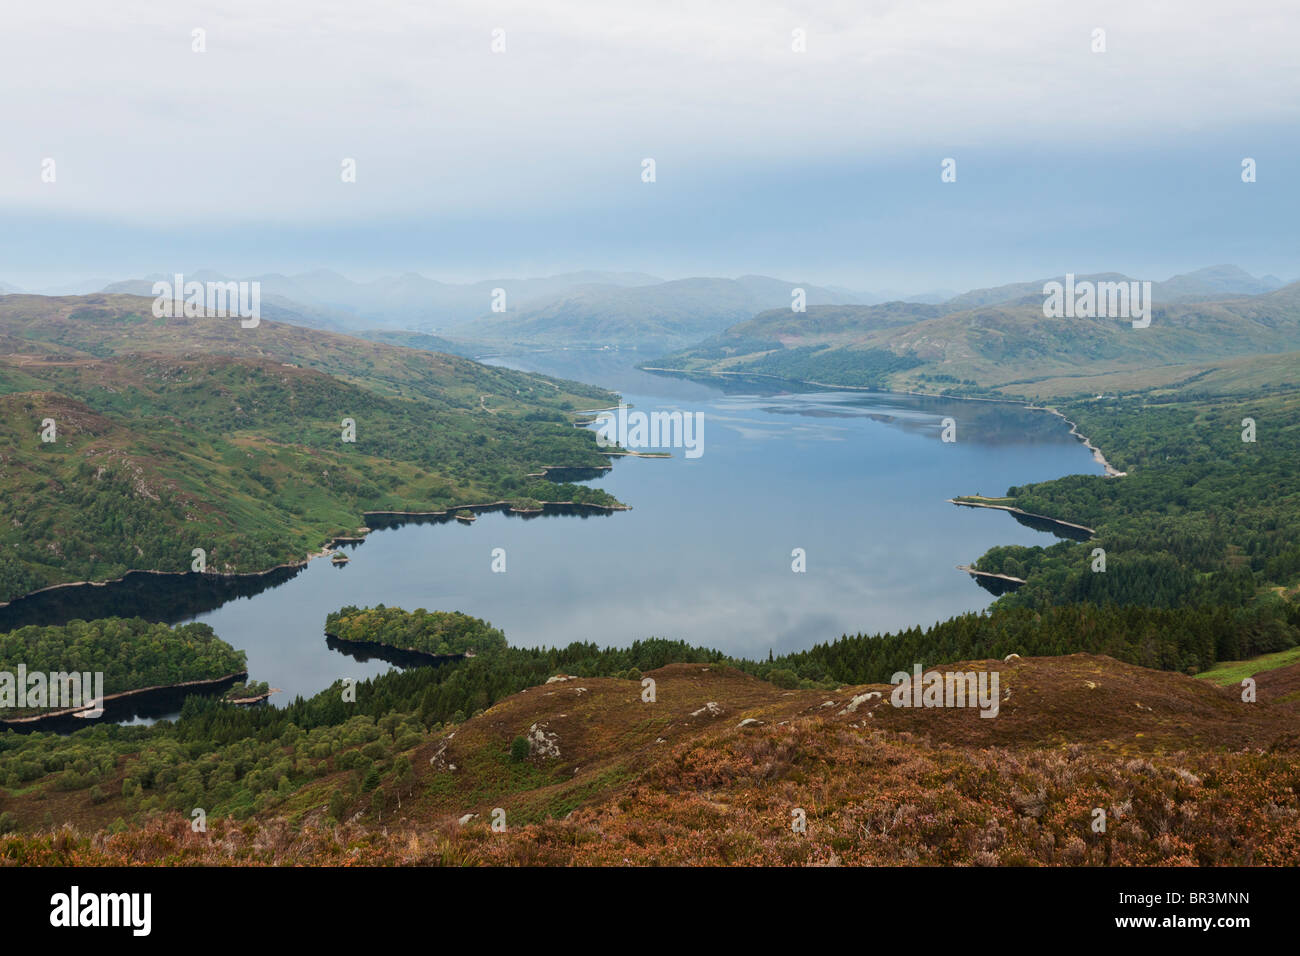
[{"xmin": 3, "ymin": 655, "xmax": 1299, "ymax": 866}]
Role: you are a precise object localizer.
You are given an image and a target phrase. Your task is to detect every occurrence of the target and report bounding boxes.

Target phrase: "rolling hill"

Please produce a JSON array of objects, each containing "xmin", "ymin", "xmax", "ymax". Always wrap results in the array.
[
  {"xmin": 3, "ymin": 649, "xmax": 1298, "ymax": 865},
  {"xmin": 0, "ymin": 294, "xmax": 623, "ymax": 603},
  {"xmin": 654, "ymin": 277, "xmax": 1300, "ymax": 396}
]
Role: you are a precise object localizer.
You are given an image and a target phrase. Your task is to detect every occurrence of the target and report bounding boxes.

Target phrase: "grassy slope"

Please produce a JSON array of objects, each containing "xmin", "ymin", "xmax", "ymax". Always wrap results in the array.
[
  {"xmin": 0, "ymin": 294, "xmax": 614, "ymax": 408},
  {"xmin": 656, "ymin": 283, "xmax": 1300, "ymax": 396},
  {"xmin": 1197, "ymin": 646, "xmax": 1300, "ymax": 686},
  {"xmin": 0, "ymin": 295, "xmax": 622, "ymax": 601}
]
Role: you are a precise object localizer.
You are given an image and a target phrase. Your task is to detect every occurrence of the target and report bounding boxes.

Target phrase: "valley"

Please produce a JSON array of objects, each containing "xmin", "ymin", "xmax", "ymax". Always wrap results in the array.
[{"xmin": 2, "ymin": 270, "xmax": 1299, "ymax": 869}]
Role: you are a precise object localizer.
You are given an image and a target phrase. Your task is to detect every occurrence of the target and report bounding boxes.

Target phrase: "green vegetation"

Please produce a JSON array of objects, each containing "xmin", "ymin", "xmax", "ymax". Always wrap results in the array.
[
  {"xmin": 717, "ymin": 345, "xmax": 922, "ymax": 388},
  {"xmin": 509, "ymin": 735, "xmax": 529, "ymax": 762},
  {"xmin": 0, "ymin": 617, "xmax": 720, "ymax": 827},
  {"xmin": 0, "ymin": 296, "xmax": 624, "ymax": 602},
  {"xmin": 741, "ymin": 601, "xmax": 1300, "ymax": 687},
  {"xmin": 1194, "ymin": 646, "xmax": 1300, "ymax": 686},
  {"xmin": 222, "ymin": 681, "xmax": 271, "ymax": 701},
  {"xmin": 654, "ymin": 284, "xmax": 1300, "ymax": 395},
  {"xmin": 5, "ymin": 283, "xmax": 1300, "ymax": 855},
  {"xmin": 971, "ymin": 388, "xmax": 1300, "ymax": 609},
  {"xmin": 324, "ymin": 606, "xmax": 507, "ymax": 657},
  {"xmin": 0, "ymin": 618, "xmax": 245, "ymax": 716},
  {"xmin": 5, "ymin": 596, "xmax": 1297, "ymax": 832}
]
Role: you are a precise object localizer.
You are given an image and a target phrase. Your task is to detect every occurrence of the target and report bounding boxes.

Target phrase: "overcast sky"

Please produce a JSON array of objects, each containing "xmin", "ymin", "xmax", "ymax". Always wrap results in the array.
[{"xmin": 2, "ymin": 0, "xmax": 1297, "ymax": 291}]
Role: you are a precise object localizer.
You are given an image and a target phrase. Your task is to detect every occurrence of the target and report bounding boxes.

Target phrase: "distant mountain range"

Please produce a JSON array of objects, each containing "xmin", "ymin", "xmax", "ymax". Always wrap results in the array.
[
  {"xmin": 79, "ymin": 270, "xmax": 874, "ymax": 350},
  {"xmin": 2, "ymin": 264, "xmax": 1291, "ymax": 367},
  {"xmin": 653, "ymin": 267, "xmax": 1300, "ymax": 397},
  {"xmin": 941, "ymin": 265, "xmax": 1285, "ymax": 312},
  {"xmin": 2, "ymin": 269, "xmax": 874, "ymax": 352},
  {"xmin": 446, "ymin": 275, "xmax": 872, "ymax": 351},
  {"xmin": 92, "ymin": 269, "xmax": 665, "ymax": 332}
]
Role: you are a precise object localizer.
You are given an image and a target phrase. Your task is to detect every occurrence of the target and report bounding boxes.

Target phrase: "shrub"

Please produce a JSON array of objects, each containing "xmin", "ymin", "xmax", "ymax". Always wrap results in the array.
[
  {"xmin": 767, "ymin": 668, "xmax": 800, "ymax": 689},
  {"xmin": 328, "ymin": 788, "xmax": 347, "ymax": 822}
]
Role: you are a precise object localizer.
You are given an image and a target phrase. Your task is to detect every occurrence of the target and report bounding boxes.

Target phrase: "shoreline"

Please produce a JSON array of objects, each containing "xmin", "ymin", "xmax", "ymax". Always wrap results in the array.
[
  {"xmin": 642, "ymin": 366, "xmax": 1127, "ymax": 479},
  {"xmin": 0, "ymin": 670, "xmax": 247, "ymax": 729},
  {"xmin": 956, "ymin": 564, "xmax": 1028, "ymax": 586},
  {"xmin": 1034, "ymin": 406, "xmax": 1126, "ymax": 477},
  {"xmin": 948, "ymin": 498, "xmax": 1097, "ymax": 538},
  {"xmin": 362, "ymin": 499, "xmax": 629, "ymax": 520},
  {"xmin": 0, "ymin": 451, "xmax": 626, "ymax": 609},
  {"xmin": 324, "ymin": 631, "xmax": 469, "ymax": 666},
  {"xmin": 643, "ymin": 364, "xmax": 1120, "ymax": 591},
  {"xmin": 0, "ymin": 551, "xmax": 333, "ymax": 611}
]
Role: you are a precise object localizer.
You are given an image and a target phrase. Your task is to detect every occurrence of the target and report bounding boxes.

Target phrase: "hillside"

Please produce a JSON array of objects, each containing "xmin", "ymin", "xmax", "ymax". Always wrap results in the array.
[
  {"xmin": 3, "ymin": 651, "xmax": 1298, "ymax": 865},
  {"xmin": 0, "ymin": 295, "xmax": 623, "ymax": 602},
  {"xmin": 959, "ymin": 383, "xmax": 1300, "ymax": 610},
  {"xmin": 654, "ymin": 278, "xmax": 1300, "ymax": 396}
]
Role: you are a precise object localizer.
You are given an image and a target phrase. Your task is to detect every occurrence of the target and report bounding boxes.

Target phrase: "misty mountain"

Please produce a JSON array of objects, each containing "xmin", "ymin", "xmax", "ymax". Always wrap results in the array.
[
  {"xmin": 447, "ymin": 275, "xmax": 869, "ymax": 350},
  {"xmin": 100, "ymin": 269, "xmax": 664, "ymax": 331},
  {"xmin": 101, "ymin": 272, "xmax": 357, "ymax": 332},
  {"xmin": 940, "ymin": 265, "xmax": 1285, "ymax": 312},
  {"xmin": 656, "ymin": 270, "xmax": 1300, "ymax": 393},
  {"xmin": 1155, "ymin": 264, "xmax": 1286, "ymax": 299}
]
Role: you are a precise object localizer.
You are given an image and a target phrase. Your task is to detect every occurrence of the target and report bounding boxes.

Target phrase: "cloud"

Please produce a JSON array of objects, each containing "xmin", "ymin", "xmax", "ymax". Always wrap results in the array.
[{"xmin": 3, "ymin": 0, "xmax": 1297, "ymax": 224}]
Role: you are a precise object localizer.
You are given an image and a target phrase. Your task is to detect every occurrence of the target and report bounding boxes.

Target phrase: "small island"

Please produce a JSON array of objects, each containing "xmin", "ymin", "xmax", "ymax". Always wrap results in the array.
[
  {"xmin": 455, "ymin": 510, "xmax": 477, "ymax": 523},
  {"xmin": 324, "ymin": 605, "xmax": 507, "ymax": 660}
]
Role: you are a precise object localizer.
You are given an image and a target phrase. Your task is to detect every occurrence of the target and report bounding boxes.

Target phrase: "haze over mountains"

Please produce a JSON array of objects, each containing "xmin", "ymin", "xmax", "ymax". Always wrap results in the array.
[
  {"xmin": 446, "ymin": 275, "xmax": 872, "ymax": 350},
  {"xmin": 94, "ymin": 269, "xmax": 666, "ymax": 333},
  {"xmin": 0, "ymin": 264, "xmax": 1291, "ymax": 365},
  {"xmin": 941, "ymin": 264, "xmax": 1286, "ymax": 312}
]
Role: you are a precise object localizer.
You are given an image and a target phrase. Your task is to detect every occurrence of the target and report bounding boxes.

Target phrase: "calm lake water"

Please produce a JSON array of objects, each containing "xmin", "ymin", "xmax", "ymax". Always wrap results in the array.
[{"xmin": 6, "ymin": 352, "xmax": 1103, "ymax": 710}]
